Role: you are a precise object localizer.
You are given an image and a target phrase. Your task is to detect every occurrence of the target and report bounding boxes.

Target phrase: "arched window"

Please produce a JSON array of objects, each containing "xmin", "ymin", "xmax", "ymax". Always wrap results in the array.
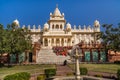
[
  {"xmin": 60, "ymin": 24, "xmax": 62, "ymax": 29},
  {"xmin": 52, "ymin": 24, "xmax": 54, "ymax": 29},
  {"xmin": 56, "ymin": 24, "xmax": 59, "ymax": 29}
]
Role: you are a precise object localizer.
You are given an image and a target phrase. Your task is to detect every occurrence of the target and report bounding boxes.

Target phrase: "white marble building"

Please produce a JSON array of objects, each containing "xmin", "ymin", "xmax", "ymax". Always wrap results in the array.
[{"xmin": 13, "ymin": 6, "xmax": 100, "ymax": 48}]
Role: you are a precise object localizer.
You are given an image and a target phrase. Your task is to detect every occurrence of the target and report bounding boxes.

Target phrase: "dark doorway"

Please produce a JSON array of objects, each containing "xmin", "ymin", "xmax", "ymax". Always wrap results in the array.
[{"xmin": 29, "ymin": 52, "xmax": 32, "ymax": 62}]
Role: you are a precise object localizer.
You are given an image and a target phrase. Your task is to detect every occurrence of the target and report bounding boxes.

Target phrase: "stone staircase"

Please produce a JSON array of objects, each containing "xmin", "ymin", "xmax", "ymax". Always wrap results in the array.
[{"xmin": 36, "ymin": 47, "xmax": 70, "ymax": 64}]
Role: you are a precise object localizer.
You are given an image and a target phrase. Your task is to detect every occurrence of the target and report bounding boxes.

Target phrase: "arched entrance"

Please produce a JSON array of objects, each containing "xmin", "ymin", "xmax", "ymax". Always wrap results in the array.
[
  {"xmin": 68, "ymin": 38, "xmax": 71, "ymax": 46},
  {"xmin": 56, "ymin": 38, "xmax": 60, "ymax": 46},
  {"xmin": 44, "ymin": 38, "xmax": 48, "ymax": 46}
]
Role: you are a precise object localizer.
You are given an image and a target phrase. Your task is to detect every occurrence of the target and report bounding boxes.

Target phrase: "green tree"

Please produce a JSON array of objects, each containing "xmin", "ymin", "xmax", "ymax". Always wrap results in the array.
[
  {"xmin": 100, "ymin": 24, "xmax": 120, "ymax": 51},
  {"xmin": 0, "ymin": 24, "xmax": 5, "ymax": 63},
  {"xmin": 6, "ymin": 23, "xmax": 32, "ymax": 63}
]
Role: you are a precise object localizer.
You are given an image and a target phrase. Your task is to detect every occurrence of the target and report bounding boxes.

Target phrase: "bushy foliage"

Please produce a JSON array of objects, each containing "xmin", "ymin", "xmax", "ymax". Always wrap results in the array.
[
  {"xmin": 114, "ymin": 61, "xmax": 120, "ymax": 64},
  {"xmin": 80, "ymin": 67, "xmax": 88, "ymax": 75},
  {"xmin": 0, "ymin": 63, "xmax": 4, "ymax": 67},
  {"xmin": 100, "ymin": 24, "xmax": 120, "ymax": 51},
  {"xmin": 117, "ymin": 69, "xmax": 120, "ymax": 80},
  {"xmin": 4, "ymin": 72, "xmax": 30, "ymax": 80},
  {"xmin": 0, "ymin": 23, "xmax": 32, "ymax": 64},
  {"xmin": 95, "ymin": 74, "xmax": 103, "ymax": 78},
  {"xmin": 37, "ymin": 74, "xmax": 45, "ymax": 80},
  {"xmin": 44, "ymin": 69, "xmax": 56, "ymax": 78}
]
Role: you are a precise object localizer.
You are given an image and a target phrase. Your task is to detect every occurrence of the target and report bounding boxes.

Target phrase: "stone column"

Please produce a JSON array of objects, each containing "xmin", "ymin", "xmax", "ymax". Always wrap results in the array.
[
  {"xmin": 64, "ymin": 38, "xmax": 66, "ymax": 46},
  {"xmin": 54, "ymin": 38, "xmax": 56, "ymax": 46},
  {"xmin": 66, "ymin": 38, "xmax": 68, "ymax": 46},
  {"xmin": 60, "ymin": 38, "xmax": 61, "ymax": 46},
  {"xmin": 49, "ymin": 38, "xmax": 51, "ymax": 47},
  {"xmin": 71, "ymin": 39, "xmax": 72, "ymax": 46},
  {"xmin": 47, "ymin": 38, "xmax": 50, "ymax": 46},
  {"xmin": 43, "ymin": 38, "xmax": 44, "ymax": 47}
]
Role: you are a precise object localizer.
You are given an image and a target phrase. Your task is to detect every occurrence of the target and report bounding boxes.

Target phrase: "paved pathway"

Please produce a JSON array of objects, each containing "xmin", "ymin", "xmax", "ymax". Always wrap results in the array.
[{"xmin": 56, "ymin": 65, "xmax": 74, "ymax": 76}]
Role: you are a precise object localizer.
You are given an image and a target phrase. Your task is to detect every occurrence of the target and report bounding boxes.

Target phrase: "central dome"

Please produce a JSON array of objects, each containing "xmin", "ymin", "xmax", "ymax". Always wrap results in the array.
[{"xmin": 53, "ymin": 6, "xmax": 62, "ymax": 16}]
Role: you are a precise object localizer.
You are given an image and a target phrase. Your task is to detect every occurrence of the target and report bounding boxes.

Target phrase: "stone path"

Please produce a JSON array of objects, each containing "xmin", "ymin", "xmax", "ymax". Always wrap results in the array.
[
  {"xmin": 88, "ymin": 71, "xmax": 117, "ymax": 79},
  {"xmin": 56, "ymin": 65, "xmax": 74, "ymax": 76}
]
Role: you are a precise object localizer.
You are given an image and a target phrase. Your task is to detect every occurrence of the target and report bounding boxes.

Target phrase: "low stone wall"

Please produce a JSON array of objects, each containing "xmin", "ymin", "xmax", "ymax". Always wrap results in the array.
[
  {"xmin": 108, "ymin": 50, "xmax": 120, "ymax": 62},
  {"xmin": 53, "ymin": 76, "xmax": 114, "ymax": 80}
]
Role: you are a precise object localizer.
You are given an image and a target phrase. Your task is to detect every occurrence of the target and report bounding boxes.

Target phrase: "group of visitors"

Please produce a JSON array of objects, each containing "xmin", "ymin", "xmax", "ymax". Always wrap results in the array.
[{"xmin": 52, "ymin": 46, "xmax": 72, "ymax": 56}]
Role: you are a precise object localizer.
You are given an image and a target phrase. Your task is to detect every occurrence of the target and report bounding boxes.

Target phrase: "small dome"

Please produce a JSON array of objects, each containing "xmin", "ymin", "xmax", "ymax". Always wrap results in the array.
[
  {"xmin": 13, "ymin": 19, "xmax": 19, "ymax": 27},
  {"xmin": 66, "ymin": 23, "xmax": 71, "ymax": 31},
  {"xmin": 94, "ymin": 20, "xmax": 100, "ymax": 27},
  {"xmin": 44, "ymin": 23, "xmax": 49, "ymax": 31}
]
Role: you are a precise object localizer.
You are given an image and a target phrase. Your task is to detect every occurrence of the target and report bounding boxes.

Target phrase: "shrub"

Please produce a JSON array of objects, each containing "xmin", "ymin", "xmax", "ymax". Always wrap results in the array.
[
  {"xmin": 66, "ymin": 72, "xmax": 74, "ymax": 76},
  {"xmin": 45, "ymin": 69, "xmax": 56, "ymax": 78},
  {"xmin": 4, "ymin": 72, "xmax": 30, "ymax": 80},
  {"xmin": 117, "ymin": 69, "xmax": 120, "ymax": 80},
  {"xmin": 0, "ymin": 63, "xmax": 4, "ymax": 67},
  {"xmin": 114, "ymin": 61, "xmax": 120, "ymax": 64},
  {"xmin": 37, "ymin": 74, "xmax": 45, "ymax": 80},
  {"xmin": 95, "ymin": 74, "xmax": 103, "ymax": 78},
  {"xmin": 80, "ymin": 67, "xmax": 88, "ymax": 75}
]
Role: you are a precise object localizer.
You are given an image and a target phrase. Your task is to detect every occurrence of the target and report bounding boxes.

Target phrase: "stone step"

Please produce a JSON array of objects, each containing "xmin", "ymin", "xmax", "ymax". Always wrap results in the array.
[{"xmin": 36, "ymin": 48, "xmax": 70, "ymax": 64}]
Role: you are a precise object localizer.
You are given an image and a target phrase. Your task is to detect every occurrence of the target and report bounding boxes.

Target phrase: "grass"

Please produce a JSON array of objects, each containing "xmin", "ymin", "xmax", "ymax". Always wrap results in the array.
[
  {"xmin": 0, "ymin": 64, "xmax": 56, "ymax": 79},
  {"xmin": 0, "ymin": 63, "xmax": 120, "ymax": 79},
  {"xmin": 68, "ymin": 63, "xmax": 120, "ymax": 74}
]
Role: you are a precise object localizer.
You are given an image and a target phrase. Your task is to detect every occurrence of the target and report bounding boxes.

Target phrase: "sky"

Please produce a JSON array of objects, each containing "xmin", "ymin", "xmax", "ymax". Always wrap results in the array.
[{"xmin": 0, "ymin": 0, "xmax": 120, "ymax": 29}]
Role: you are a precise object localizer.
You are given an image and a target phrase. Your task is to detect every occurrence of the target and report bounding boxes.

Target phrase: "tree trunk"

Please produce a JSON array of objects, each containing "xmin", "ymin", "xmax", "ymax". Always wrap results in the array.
[
  {"xmin": 7, "ymin": 54, "xmax": 11, "ymax": 67},
  {"xmin": 16, "ymin": 53, "xmax": 19, "ymax": 64}
]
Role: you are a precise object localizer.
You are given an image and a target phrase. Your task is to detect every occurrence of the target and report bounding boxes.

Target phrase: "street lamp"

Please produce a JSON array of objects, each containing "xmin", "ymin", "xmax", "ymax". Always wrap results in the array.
[{"xmin": 68, "ymin": 45, "xmax": 83, "ymax": 80}]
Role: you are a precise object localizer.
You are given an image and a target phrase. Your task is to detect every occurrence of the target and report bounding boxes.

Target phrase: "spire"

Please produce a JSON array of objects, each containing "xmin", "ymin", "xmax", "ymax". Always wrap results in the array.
[
  {"xmin": 56, "ymin": 4, "xmax": 58, "ymax": 8},
  {"xmin": 53, "ymin": 4, "xmax": 62, "ymax": 16}
]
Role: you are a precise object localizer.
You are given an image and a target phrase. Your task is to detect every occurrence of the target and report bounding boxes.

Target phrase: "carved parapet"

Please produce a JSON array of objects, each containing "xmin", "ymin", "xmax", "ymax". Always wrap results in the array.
[{"xmin": 27, "ymin": 25, "xmax": 42, "ymax": 32}]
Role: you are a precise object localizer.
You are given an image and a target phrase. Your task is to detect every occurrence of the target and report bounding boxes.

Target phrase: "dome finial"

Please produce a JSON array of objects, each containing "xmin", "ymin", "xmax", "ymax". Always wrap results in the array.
[
  {"xmin": 56, "ymin": 4, "xmax": 58, "ymax": 8},
  {"xmin": 53, "ymin": 4, "xmax": 61, "ymax": 16}
]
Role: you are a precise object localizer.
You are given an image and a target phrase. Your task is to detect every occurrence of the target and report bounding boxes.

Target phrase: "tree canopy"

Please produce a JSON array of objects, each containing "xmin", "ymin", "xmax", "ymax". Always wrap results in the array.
[
  {"xmin": 0, "ymin": 23, "xmax": 32, "ymax": 63},
  {"xmin": 100, "ymin": 24, "xmax": 120, "ymax": 51}
]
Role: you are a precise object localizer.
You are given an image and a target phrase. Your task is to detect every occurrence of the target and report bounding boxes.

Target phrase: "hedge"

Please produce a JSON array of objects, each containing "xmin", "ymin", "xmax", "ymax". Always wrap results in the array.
[
  {"xmin": 117, "ymin": 69, "xmax": 120, "ymax": 80},
  {"xmin": 80, "ymin": 67, "xmax": 88, "ymax": 75},
  {"xmin": 37, "ymin": 74, "xmax": 45, "ymax": 80},
  {"xmin": 0, "ymin": 63, "xmax": 4, "ymax": 67},
  {"xmin": 114, "ymin": 61, "xmax": 120, "ymax": 64},
  {"xmin": 4, "ymin": 72, "xmax": 30, "ymax": 80},
  {"xmin": 44, "ymin": 69, "xmax": 56, "ymax": 78}
]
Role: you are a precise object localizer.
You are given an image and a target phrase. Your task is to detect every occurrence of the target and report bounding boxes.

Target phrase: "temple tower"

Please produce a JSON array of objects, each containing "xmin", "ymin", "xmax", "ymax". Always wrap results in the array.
[{"xmin": 48, "ymin": 5, "xmax": 66, "ymax": 31}]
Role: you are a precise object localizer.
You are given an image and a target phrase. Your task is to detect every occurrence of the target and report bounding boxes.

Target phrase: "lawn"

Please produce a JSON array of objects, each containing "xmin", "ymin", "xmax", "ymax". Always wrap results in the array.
[
  {"xmin": 0, "ymin": 64, "xmax": 56, "ymax": 79},
  {"xmin": 69, "ymin": 63, "xmax": 120, "ymax": 74},
  {"xmin": 0, "ymin": 64, "xmax": 120, "ymax": 79}
]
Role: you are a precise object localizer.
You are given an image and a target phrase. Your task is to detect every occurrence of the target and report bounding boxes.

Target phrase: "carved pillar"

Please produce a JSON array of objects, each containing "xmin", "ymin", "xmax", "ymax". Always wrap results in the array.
[
  {"xmin": 54, "ymin": 38, "xmax": 56, "ymax": 46},
  {"xmin": 60, "ymin": 38, "xmax": 61, "ymax": 46},
  {"xmin": 66, "ymin": 38, "xmax": 68, "ymax": 46},
  {"xmin": 49, "ymin": 38, "xmax": 51, "ymax": 47},
  {"xmin": 90, "ymin": 49, "xmax": 93, "ymax": 62},
  {"xmin": 47, "ymin": 38, "xmax": 49, "ymax": 46},
  {"xmin": 64, "ymin": 38, "xmax": 67, "ymax": 46},
  {"xmin": 43, "ymin": 38, "xmax": 44, "ymax": 47}
]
